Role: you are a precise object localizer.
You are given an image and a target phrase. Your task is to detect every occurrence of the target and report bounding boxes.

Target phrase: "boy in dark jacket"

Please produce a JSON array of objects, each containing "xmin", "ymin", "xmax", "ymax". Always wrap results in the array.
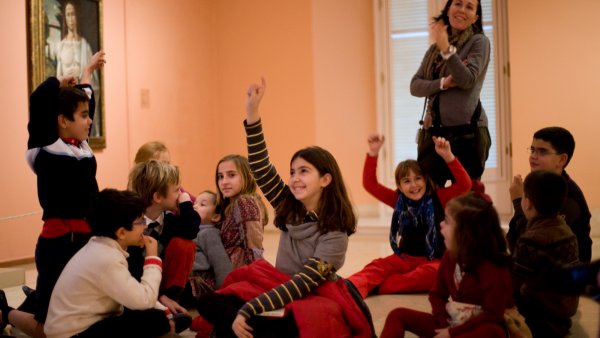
[{"xmin": 512, "ymin": 170, "xmax": 579, "ymax": 337}]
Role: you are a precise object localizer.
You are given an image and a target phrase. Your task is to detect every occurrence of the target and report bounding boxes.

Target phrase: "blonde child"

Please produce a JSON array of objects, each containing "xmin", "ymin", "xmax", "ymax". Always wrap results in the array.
[
  {"xmin": 133, "ymin": 141, "xmax": 195, "ymax": 203},
  {"xmin": 128, "ymin": 160, "xmax": 200, "ymax": 322},
  {"xmin": 134, "ymin": 141, "xmax": 171, "ymax": 164},
  {"xmin": 189, "ymin": 191, "xmax": 233, "ymax": 297},
  {"xmin": 215, "ymin": 154, "xmax": 268, "ymax": 268},
  {"xmin": 348, "ymin": 133, "xmax": 471, "ymax": 298},
  {"xmin": 380, "ymin": 194, "xmax": 513, "ymax": 338}
]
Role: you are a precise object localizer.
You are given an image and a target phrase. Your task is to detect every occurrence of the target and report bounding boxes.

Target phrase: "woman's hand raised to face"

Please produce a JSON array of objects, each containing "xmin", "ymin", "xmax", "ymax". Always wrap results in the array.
[
  {"xmin": 430, "ymin": 20, "xmax": 450, "ymax": 54},
  {"xmin": 246, "ymin": 77, "xmax": 266, "ymax": 125}
]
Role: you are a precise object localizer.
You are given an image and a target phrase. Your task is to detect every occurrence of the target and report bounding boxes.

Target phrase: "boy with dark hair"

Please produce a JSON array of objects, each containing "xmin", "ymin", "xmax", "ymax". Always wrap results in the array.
[
  {"xmin": 44, "ymin": 189, "xmax": 173, "ymax": 338},
  {"xmin": 512, "ymin": 170, "xmax": 580, "ymax": 337},
  {"xmin": 128, "ymin": 160, "xmax": 200, "ymax": 319},
  {"xmin": 0, "ymin": 52, "xmax": 105, "ymax": 337},
  {"xmin": 507, "ymin": 126, "xmax": 592, "ymax": 263}
]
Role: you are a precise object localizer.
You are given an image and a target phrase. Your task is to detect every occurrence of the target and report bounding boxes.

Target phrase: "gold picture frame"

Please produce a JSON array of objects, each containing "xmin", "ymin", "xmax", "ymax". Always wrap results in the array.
[{"xmin": 27, "ymin": 0, "xmax": 105, "ymax": 149}]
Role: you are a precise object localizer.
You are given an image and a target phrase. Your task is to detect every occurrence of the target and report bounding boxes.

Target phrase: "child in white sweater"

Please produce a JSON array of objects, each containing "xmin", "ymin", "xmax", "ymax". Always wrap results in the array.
[{"xmin": 44, "ymin": 189, "xmax": 174, "ymax": 338}]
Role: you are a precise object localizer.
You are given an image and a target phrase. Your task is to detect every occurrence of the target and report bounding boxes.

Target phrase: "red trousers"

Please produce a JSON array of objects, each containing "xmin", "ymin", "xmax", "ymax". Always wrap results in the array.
[
  {"xmin": 348, "ymin": 254, "xmax": 440, "ymax": 298},
  {"xmin": 161, "ymin": 237, "xmax": 196, "ymax": 290},
  {"xmin": 380, "ymin": 308, "xmax": 506, "ymax": 338}
]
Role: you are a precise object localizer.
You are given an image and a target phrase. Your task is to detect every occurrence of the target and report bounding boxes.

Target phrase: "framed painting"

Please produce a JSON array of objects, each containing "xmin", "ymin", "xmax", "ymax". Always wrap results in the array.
[{"xmin": 27, "ymin": 0, "xmax": 105, "ymax": 149}]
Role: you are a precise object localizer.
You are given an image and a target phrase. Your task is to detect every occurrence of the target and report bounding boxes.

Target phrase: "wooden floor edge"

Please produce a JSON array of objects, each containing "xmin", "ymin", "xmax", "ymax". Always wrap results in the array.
[{"xmin": 0, "ymin": 257, "xmax": 35, "ymax": 268}]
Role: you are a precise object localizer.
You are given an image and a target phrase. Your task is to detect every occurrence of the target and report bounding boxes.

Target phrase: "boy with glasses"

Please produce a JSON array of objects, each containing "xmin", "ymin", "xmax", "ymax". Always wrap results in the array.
[
  {"xmin": 44, "ymin": 189, "xmax": 174, "ymax": 338},
  {"xmin": 507, "ymin": 127, "xmax": 592, "ymax": 263}
]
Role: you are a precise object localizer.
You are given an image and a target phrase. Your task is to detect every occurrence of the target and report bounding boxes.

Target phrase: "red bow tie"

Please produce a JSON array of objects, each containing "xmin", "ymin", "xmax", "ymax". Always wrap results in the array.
[{"xmin": 62, "ymin": 138, "xmax": 82, "ymax": 147}]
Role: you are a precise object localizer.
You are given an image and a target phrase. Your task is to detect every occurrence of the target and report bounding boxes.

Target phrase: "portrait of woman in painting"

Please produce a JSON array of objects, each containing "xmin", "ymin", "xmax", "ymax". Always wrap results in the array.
[
  {"xmin": 56, "ymin": 1, "xmax": 96, "ymax": 84},
  {"xmin": 38, "ymin": 0, "xmax": 104, "ymax": 140}
]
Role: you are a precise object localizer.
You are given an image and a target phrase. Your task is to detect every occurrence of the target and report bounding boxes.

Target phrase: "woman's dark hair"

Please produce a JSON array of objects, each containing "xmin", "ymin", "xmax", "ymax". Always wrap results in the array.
[
  {"xmin": 274, "ymin": 146, "xmax": 356, "ymax": 236},
  {"xmin": 433, "ymin": 0, "xmax": 484, "ymax": 35},
  {"xmin": 89, "ymin": 189, "xmax": 146, "ymax": 239},
  {"xmin": 61, "ymin": 1, "xmax": 80, "ymax": 38},
  {"xmin": 446, "ymin": 194, "xmax": 510, "ymax": 271}
]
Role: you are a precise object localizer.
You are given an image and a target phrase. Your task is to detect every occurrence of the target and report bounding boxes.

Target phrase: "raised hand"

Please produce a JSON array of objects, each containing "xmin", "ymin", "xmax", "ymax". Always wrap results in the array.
[
  {"xmin": 81, "ymin": 51, "xmax": 106, "ymax": 85},
  {"xmin": 433, "ymin": 136, "xmax": 455, "ymax": 163},
  {"xmin": 246, "ymin": 77, "xmax": 266, "ymax": 125},
  {"xmin": 367, "ymin": 133, "xmax": 385, "ymax": 157},
  {"xmin": 509, "ymin": 175, "xmax": 524, "ymax": 201},
  {"xmin": 430, "ymin": 20, "xmax": 450, "ymax": 54}
]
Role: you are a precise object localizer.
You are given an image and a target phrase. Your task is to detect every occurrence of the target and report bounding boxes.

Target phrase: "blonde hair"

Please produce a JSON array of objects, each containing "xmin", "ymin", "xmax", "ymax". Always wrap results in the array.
[
  {"xmin": 134, "ymin": 141, "xmax": 169, "ymax": 164},
  {"xmin": 128, "ymin": 159, "xmax": 180, "ymax": 206}
]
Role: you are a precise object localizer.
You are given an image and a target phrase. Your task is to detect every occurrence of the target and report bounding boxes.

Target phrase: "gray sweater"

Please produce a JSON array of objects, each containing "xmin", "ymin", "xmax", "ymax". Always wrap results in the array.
[
  {"xmin": 193, "ymin": 224, "xmax": 233, "ymax": 288},
  {"xmin": 411, "ymin": 34, "xmax": 490, "ymax": 127},
  {"xmin": 276, "ymin": 221, "xmax": 348, "ymax": 276}
]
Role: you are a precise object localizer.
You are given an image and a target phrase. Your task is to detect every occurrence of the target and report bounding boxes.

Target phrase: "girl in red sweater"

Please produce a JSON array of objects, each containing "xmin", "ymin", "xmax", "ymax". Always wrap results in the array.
[
  {"xmin": 348, "ymin": 134, "xmax": 471, "ymax": 298},
  {"xmin": 380, "ymin": 194, "xmax": 513, "ymax": 338}
]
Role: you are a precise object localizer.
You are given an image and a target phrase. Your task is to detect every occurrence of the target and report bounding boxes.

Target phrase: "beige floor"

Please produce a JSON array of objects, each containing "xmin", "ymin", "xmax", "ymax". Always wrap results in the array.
[{"xmin": 2, "ymin": 227, "xmax": 599, "ymax": 337}]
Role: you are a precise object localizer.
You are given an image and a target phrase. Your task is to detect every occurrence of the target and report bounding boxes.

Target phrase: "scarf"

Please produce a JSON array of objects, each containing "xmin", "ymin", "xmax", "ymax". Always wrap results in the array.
[
  {"xmin": 389, "ymin": 192, "xmax": 438, "ymax": 260},
  {"xmin": 422, "ymin": 25, "xmax": 475, "ymax": 125}
]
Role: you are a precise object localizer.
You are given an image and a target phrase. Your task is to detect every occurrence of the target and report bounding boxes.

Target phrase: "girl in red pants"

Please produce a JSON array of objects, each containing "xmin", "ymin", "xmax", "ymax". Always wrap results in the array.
[
  {"xmin": 380, "ymin": 194, "xmax": 513, "ymax": 338},
  {"xmin": 347, "ymin": 133, "xmax": 471, "ymax": 298}
]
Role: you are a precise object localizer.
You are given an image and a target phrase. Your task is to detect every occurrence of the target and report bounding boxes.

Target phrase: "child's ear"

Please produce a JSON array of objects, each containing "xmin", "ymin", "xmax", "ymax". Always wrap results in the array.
[
  {"xmin": 57, "ymin": 114, "xmax": 68, "ymax": 129},
  {"xmin": 115, "ymin": 227, "xmax": 127, "ymax": 240},
  {"xmin": 522, "ymin": 196, "xmax": 533, "ymax": 211},
  {"xmin": 320, "ymin": 173, "xmax": 332, "ymax": 188},
  {"xmin": 211, "ymin": 213, "xmax": 222, "ymax": 223},
  {"xmin": 152, "ymin": 191, "xmax": 162, "ymax": 204},
  {"xmin": 558, "ymin": 153, "xmax": 569, "ymax": 169}
]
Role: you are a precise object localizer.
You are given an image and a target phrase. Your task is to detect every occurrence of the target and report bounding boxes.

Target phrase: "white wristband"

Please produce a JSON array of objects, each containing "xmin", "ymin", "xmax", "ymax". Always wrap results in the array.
[
  {"xmin": 441, "ymin": 45, "xmax": 456, "ymax": 60},
  {"xmin": 440, "ymin": 77, "xmax": 446, "ymax": 91}
]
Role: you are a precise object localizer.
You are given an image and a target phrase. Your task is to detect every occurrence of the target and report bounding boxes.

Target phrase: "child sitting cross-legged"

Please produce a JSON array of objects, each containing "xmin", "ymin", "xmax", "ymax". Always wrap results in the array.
[{"xmin": 43, "ymin": 189, "xmax": 174, "ymax": 338}]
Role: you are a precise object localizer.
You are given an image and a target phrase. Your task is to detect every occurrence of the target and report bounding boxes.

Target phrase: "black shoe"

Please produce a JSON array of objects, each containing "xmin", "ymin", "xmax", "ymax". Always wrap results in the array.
[
  {"xmin": 21, "ymin": 285, "xmax": 35, "ymax": 297},
  {"xmin": 172, "ymin": 313, "xmax": 192, "ymax": 333}
]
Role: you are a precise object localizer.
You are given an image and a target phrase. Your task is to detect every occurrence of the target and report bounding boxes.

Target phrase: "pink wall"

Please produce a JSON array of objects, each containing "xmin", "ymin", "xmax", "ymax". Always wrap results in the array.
[
  {"xmin": 0, "ymin": 0, "xmax": 375, "ymax": 262},
  {"xmin": 2, "ymin": 0, "xmax": 598, "ymax": 263},
  {"xmin": 508, "ymin": 0, "xmax": 600, "ymax": 208}
]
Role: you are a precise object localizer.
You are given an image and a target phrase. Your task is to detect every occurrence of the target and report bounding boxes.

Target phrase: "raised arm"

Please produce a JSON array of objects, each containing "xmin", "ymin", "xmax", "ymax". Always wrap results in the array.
[
  {"xmin": 506, "ymin": 175, "xmax": 525, "ymax": 252},
  {"xmin": 80, "ymin": 51, "xmax": 106, "ymax": 86},
  {"xmin": 433, "ymin": 136, "xmax": 472, "ymax": 207},
  {"xmin": 244, "ymin": 78, "xmax": 289, "ymax": 209},
  {"xmin": 363, "ymin": 134, "xmax": 397, "ymax": 208}
]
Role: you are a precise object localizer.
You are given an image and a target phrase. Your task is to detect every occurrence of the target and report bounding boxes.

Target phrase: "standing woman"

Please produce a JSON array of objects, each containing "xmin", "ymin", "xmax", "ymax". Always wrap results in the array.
[{"xmin": 412, "ymin": 0, "xmax": 491, "ymax": 187}]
